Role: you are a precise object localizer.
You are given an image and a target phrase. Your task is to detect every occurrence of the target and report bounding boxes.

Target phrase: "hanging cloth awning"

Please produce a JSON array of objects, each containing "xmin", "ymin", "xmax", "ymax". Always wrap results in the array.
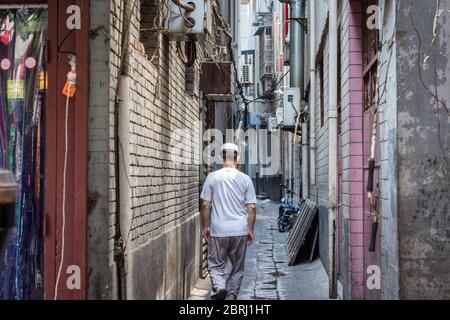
[{"xmin": 254, "ymin": 25, "xmax": 269, "ymax": 36}]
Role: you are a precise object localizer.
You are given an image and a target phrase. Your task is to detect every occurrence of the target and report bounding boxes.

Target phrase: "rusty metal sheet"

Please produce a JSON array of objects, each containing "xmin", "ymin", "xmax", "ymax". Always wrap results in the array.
[{"xmin": 200, "ymin": 62, "xmax": 233, "ymax": 101}]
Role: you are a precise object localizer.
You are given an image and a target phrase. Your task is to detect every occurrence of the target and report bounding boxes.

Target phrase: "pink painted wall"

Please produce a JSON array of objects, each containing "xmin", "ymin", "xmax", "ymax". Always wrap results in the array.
[{"xmin": 338, "ymin": 0, "xmax": 365, "ymax": 299}]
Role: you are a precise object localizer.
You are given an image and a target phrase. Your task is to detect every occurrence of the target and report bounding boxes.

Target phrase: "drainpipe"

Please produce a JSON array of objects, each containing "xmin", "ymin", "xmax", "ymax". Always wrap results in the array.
[
  {"xmin": 301, "ymin": 104, "xmax": 309, "ymax": 199},
  {"xmin": 309, "ymin": 0, "xmax": 316, "ymax": 187},
  {"xmin": 289, "ymin": 0, "xmax": 304, "ymax": 89},
  {"xmin": 289, "ymin": 0, "xmax": 305, "ymax": 198},
  {"xmin": 118, "ymin": 76, "xmax": 134, "ymax": 299},
  {"xmin": 299, "ymin": 0, "xmax": 309, "ymax": 200},
  {"xmin": 328, "ymin": 0, "xmax": 338, "ymax": 299}
]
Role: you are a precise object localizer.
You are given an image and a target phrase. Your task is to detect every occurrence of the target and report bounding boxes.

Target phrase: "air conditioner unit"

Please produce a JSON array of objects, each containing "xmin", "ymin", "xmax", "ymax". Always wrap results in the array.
[
  {"xmin": 241, "ymin": 64, "xmax": 253, "ymax": 84},
  {"xmin": 164, "ymin": 0, "xmax": 207, "ymax": 41}
]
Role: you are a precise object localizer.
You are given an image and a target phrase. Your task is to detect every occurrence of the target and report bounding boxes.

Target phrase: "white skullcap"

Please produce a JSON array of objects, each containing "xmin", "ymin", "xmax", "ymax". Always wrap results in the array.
[{"xmin": 221, "ymin": 143, "xmax": 239, "ymax": 154}]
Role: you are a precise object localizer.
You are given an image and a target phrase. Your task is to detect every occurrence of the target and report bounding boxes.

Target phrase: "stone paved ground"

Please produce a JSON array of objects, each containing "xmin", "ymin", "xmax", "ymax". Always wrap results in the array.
[
  {"xmin": 238, "ymin": 201, "xmax": 330, "ymax": 300},
  {"xmin": 189, "ymin": 201, "xmax": 330, "ymax": 300}
]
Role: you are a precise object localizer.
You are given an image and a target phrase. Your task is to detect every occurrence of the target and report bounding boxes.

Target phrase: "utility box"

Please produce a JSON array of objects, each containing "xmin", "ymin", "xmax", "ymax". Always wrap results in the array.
[
  {"xmin": 164, "ymin": 0, "xmax": 209, "ymax": 41},
  {"xmin": 282, "ymin": 87, "xmax": 301, "ymax": 127}
]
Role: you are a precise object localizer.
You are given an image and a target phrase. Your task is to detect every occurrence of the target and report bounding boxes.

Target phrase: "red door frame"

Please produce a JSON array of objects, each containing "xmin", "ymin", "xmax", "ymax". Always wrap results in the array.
[
  {"xmin": 0, "ymin": 0, "xmax": 89, "ymax": 300},
  {"xmin": 48, "ymin": 0, "xmax": 89, "ymax": 300}
]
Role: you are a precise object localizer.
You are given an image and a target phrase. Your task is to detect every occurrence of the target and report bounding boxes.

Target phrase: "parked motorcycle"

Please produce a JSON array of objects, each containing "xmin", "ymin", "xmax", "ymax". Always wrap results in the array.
[{"xmin": 278, "ymin": 184, "xmax": 302, "ymax": 232}]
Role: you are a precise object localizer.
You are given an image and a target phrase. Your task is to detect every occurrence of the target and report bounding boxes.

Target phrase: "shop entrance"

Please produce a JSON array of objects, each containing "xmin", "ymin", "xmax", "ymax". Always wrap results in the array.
[{"xmin": 0, "ymin": 5, "xmax": 48, "ymax": 300}]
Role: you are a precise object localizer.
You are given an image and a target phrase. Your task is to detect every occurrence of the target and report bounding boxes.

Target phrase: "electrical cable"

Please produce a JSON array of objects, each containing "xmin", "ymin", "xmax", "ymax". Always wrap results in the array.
[
  {"xmin": 54, "ymin": 57, "xmax": 76, "ymax": 299},
  {"xmin": 273, "ymin": 69, "xmax": 290, "ymax": 91},
  {"xmin": 293, "ymin": 104, "xmax": 302, "ymax": 145},
  {"xmin": 244, "ymin": 69, "xmax": 291, "ymax": 106},
  {"xmin": 176, "ymin": 42, "xmax": 188, "ymax": 64},
  {"xmin": 57, "ymin": 0, "xmax": 83, "ymax": 55},
  {"xmin": 409, "ymin": 0, "xmax": 449, "ymax": 116},
  {"xmin": 177, "ymin": 40, "xmax": 197, "ymax": 67}
]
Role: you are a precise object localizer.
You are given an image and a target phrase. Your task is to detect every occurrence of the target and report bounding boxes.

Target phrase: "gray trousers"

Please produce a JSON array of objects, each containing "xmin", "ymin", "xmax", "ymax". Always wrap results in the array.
[{"xmin": 208, "ymin": 236, "xmax": 248, "ymax": 300}]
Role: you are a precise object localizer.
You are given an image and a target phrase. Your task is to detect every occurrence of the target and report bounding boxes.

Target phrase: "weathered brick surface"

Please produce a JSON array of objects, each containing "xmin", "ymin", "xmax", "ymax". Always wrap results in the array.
[
  {"xmin": 309, "ymin": 0, "xmax": 380, "ymax": 300},
  {"xmin": 305, "ymin": 0, "xmax": 450, "ymax": 300},
  {"xmin": 88, "ymin": 0, "xmax": 203, "ymax": 299},
  {"xmin": 339, "ymin": 0, "xmax": 365, "ymax": 300},
  {"xmin": 310, "ymin": 0, "xmax": 330, "ymax": 273}
]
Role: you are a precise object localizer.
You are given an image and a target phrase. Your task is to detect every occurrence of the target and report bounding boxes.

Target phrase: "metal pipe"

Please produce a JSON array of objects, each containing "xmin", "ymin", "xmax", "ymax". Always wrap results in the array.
[
  {"xmin": 302, "ymin": 108, "xmax": 309, "ymax": 198},
  {"xmin": 300, "ymin": 0, "xmax": 309, "ymax": 199},
  {"xmin": 309, "ymin": 0, "xmax": 316, "ymax": 186},
  {"xmin": 328, "ymin": 0, "xmax": 339, "ymax": 300},
  {"xmin": 171, "ymin": 0, "xmax": 195, "ymax": 12},
  {"xmin": 289, "ymin": 0, "xmax": 304, "ymax": 90},
  {"xmin": 289, "ymin": 0, "xmax": 306, "ymax": 200}
]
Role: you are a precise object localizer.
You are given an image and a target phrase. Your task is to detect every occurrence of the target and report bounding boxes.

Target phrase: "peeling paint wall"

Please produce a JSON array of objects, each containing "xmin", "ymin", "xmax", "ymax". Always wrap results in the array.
[{"xmin": 396, "ymin": 0, "xmax": 450, "ymax": 299}]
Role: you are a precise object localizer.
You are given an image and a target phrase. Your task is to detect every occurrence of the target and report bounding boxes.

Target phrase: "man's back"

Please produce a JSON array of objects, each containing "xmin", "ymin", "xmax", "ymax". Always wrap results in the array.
[{"xmin": 201, "ymin": 168, "xmax": 257, "ymax": 237}]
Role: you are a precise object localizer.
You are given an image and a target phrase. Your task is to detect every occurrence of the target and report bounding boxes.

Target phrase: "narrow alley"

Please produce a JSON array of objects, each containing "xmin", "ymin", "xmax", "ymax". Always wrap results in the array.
[
  {"xmin": 189, "ymin": 201, "xmax": 329, "ymax": 300},
  {"xmin": 0, "ymin": 0, "xmax": 449, "ymax": 304}
]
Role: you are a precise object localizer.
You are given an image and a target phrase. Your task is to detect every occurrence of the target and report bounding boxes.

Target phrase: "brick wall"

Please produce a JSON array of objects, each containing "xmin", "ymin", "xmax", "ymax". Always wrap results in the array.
[
  {"xmin": 309, "ymin": 0, "xmax": 368, "ymax": 299},
  {"xmin": 88, "ymin": 0, "xmax": 203, "ymax": 299},
  {"xmin": 310, "ymin": 4, "xmax": 330, "ymax": 272},
  {"xmin": 121, "ymin": 0, "xmax": 201, "ymax": 299},
  {"xmin": 338, "ymin": 0, "xmax": 365, "ymax": 300},
  {"xmin": 307, "ymin": 0, "xmax": 450, "ymax": 300}
]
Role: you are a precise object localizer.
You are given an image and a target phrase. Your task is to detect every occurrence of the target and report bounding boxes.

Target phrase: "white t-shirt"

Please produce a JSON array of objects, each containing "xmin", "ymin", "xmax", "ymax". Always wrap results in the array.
[{"xmin": 200, "ymin": 168, "xmax": 257, "ymax": 237}]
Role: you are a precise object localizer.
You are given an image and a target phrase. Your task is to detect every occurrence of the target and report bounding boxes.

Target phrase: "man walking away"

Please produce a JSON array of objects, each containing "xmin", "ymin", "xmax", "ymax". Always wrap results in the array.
[{"xmin": 200, "ymin": 143, "xmax": 257, "ymax": 300}]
